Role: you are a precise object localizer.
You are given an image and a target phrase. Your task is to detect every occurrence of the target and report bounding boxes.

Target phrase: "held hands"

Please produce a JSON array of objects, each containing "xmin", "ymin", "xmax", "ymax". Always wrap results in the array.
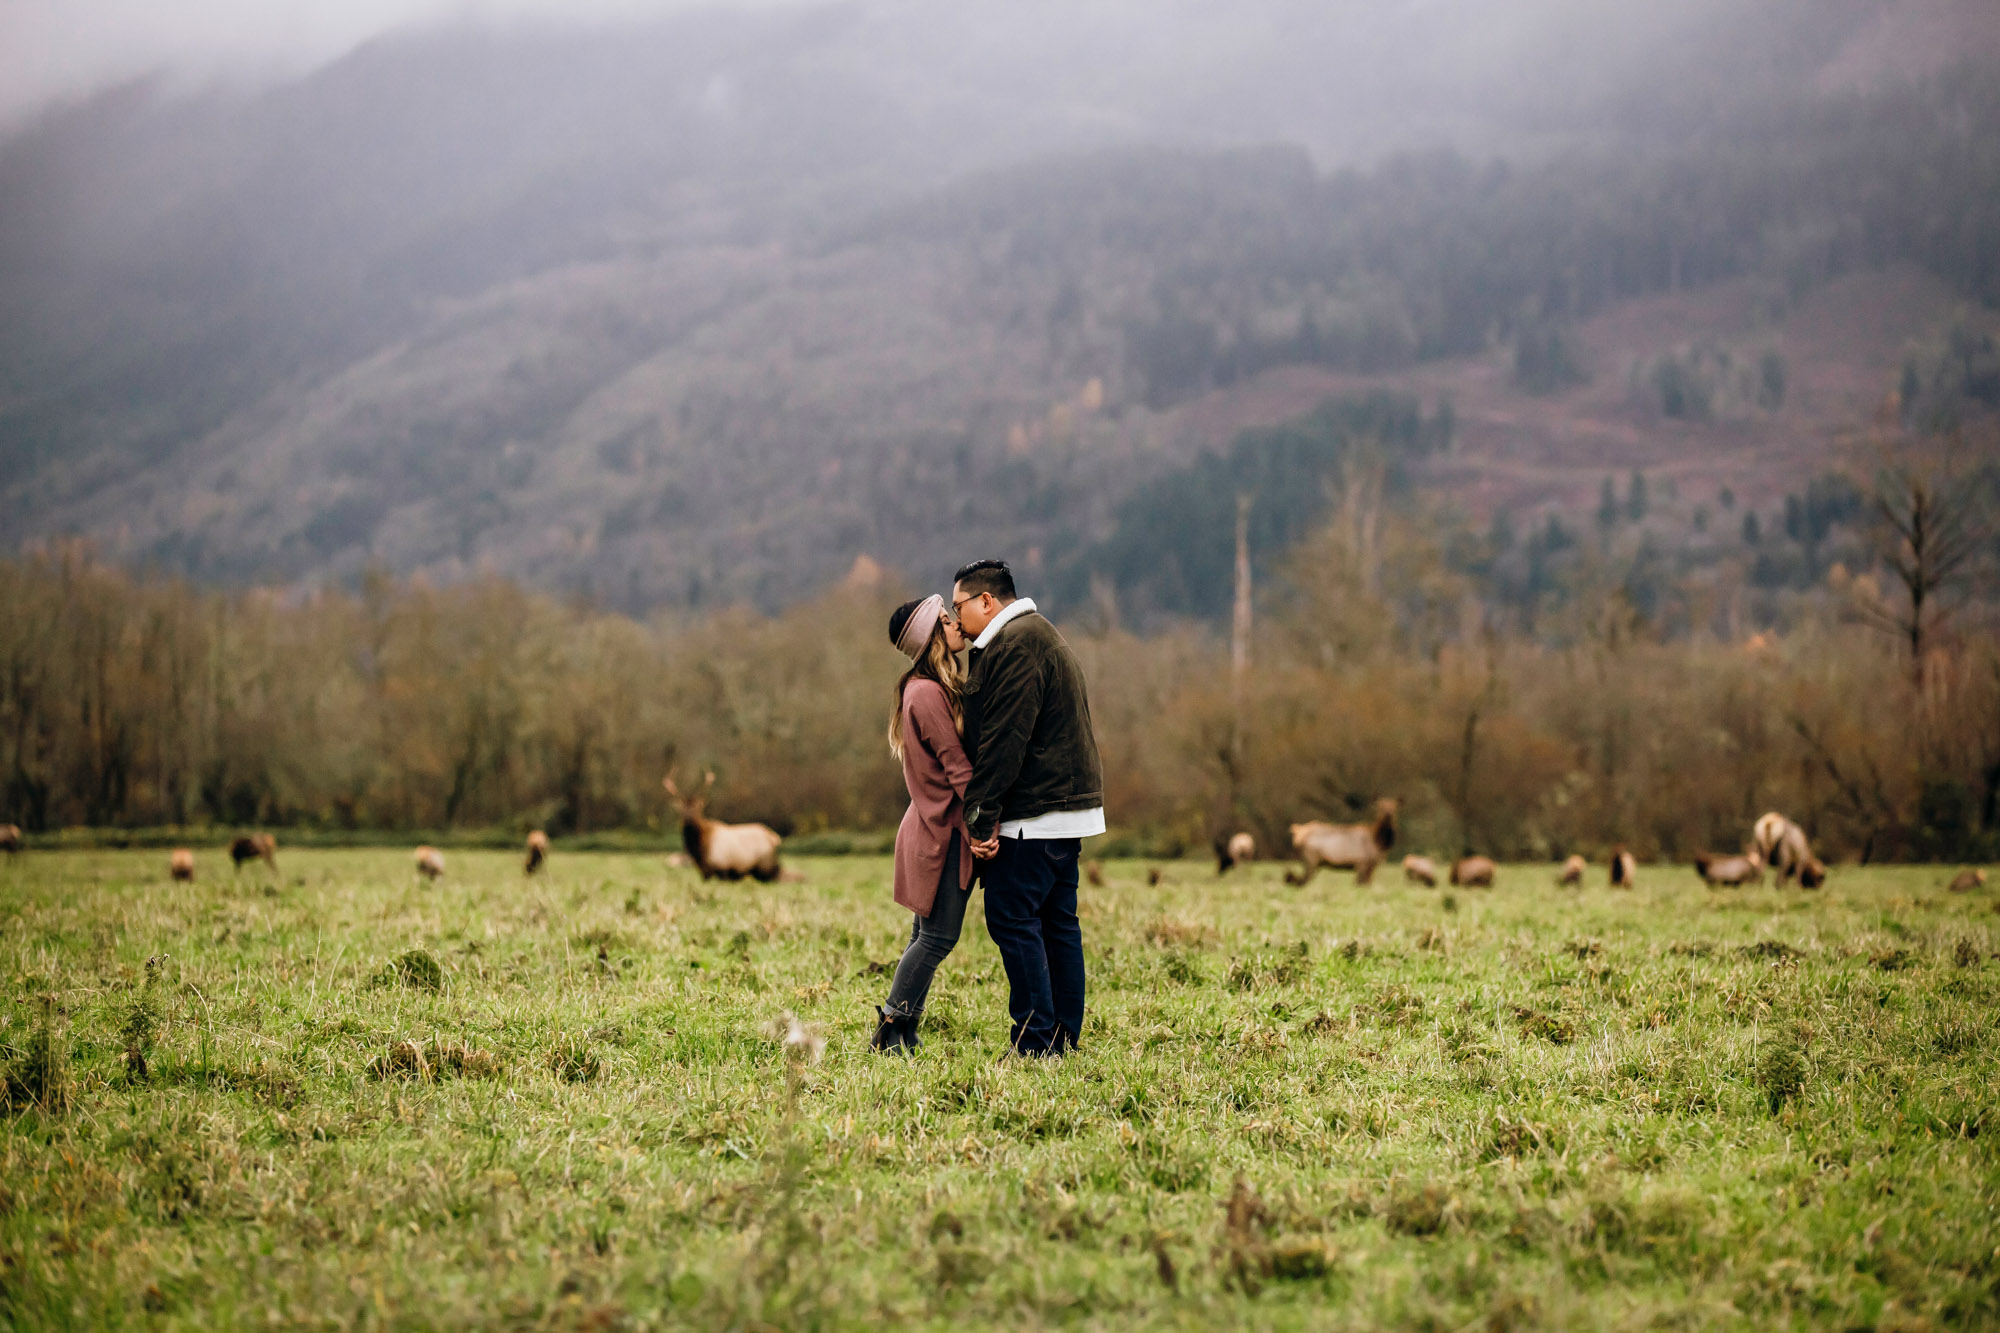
[{"xmin": 969, "ymin": 833, "xmax": 1002, "ymax": 860}]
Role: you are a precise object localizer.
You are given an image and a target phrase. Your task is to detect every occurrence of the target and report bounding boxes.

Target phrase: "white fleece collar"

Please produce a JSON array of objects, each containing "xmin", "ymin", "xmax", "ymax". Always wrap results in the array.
[{"xmin": 971, "ymin": 597, "xmax": 1037, "ymax": 651}]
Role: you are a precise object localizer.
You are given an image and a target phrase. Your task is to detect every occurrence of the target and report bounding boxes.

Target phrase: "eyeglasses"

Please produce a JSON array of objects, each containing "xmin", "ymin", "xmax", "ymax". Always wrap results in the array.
[{"xmin": 947, "ymin": 592, "xmax": 985, "ymax": 622}]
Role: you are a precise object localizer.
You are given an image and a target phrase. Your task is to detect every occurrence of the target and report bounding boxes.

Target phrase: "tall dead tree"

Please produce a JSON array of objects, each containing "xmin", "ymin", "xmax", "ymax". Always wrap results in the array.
[{"xmin": 1861, "ymin": 448, "xmax": 1983, "ymax": 675}]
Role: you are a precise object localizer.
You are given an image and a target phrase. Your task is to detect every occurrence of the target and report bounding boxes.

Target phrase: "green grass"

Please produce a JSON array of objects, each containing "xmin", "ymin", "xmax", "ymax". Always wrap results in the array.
[{"xmin": 1, "ymin": 851, "xmax": 1995, "ymax": 1330}]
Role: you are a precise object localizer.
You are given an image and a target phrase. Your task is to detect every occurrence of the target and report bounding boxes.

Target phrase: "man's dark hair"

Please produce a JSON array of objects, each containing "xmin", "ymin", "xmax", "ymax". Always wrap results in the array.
[{"xmin": 953, "ymin": 559, "xmax": 1016, "ymax": 602}]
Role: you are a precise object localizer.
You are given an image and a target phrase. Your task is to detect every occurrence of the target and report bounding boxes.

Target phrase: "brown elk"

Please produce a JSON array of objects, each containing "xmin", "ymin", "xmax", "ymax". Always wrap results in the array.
[
  {"xmin": 1608, "ymin": 846, "xmax": 1637, "ymax": 889},
  {"xmin": 1797, "ymin": 857, "xmax": 1826, "ymax": 889},
  {"xmin": 1694, "ymin": 851, "xmax": 1762, "ymax": 886},
  {"xmin": 1084, "ymin": 860, "xmax": 1105, "ymax": 887},
  {"xmin": 415, "ymin": 845, "xmax": 445, "ymax": 880},
  {"xmin": 170, "ymin": 848, "xmax": 195, "ymax": 882},
  {"xmin": 1557, "ymin": 855, "xmax": 1586, "ymax": 887},
  {"xmin": 525, "ymin": 830, "xmax": 549, "ymax": 875},
  {"xmin": 1214, "ymin": 831, "xmax": 1256, "ymax": 874},
  {"xmin": 663, "ymin": 773, "xmax": 783, "ymax": 882},
  {"xmin": 1285, "ymin": 798, "xmax": 1398, "ymax": 886},
  {"xmin": 0, "ymin": 824, "xmax": 21, "ymax": 853},
  {"xmin": 229, "ymin": 833, "xmax": 276, "ymax": 871},
  {"xmin": 1402, "ymin": 854, "xmax": 1437, "ymax": 887},
  {"xmin": 1751, "ymin": 813, "xmax": 1817, "ymax": 886},
  {"xmin": 1947, "ymin": 868, "xmax": 1985, "ymax": 893},
  {"xmin": 1449, "ymin": 855, "xmax": 1496, "ymax": 887}
]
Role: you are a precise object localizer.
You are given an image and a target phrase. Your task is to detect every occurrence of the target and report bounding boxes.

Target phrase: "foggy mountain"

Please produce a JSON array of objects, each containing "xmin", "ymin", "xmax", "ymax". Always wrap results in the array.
[{"xmin": 1, "ymin": 0, "xmax": 1995, "ymax": 612}]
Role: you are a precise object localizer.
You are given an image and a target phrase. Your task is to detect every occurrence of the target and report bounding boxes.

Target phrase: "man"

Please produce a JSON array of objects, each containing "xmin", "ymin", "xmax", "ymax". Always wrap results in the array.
[{"xmin": 950, "ymin": 558, "xmax": 1104, "ymax": 1056}]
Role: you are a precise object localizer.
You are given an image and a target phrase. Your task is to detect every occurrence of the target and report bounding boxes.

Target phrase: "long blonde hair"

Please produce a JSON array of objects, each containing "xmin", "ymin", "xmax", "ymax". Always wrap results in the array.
[{"xmin": 888, "ymin": 622, "xmax": 964, "ymax": 758}]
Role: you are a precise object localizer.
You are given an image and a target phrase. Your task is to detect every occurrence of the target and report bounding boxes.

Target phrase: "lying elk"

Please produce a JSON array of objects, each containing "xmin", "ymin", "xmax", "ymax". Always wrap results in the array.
[
  {"xmin": 1285, "ymin": 798, "xmax": 1398, "ymax": 887},
  {"xmin": 415, "ymin": 845, "xmax": 445, "ymax": 880},
  {"xmin": 1948, "ymin": 868, "xmax": 1986, "ymax": 893},
  {"xmin": 170, "ymin": 848, "xmax": 195, "ymax": 882},
  {"xmin": 1694, "ymin": 851, "xmax": 1762, "ymax": 886},
  {"xmin": 1450, "ymin": 855, "xmax": 1497, "ymax": 887},
  {"xmin": 525, "ymin": 830, "xmax": 550, "ymax": 875},
  {"xmin": 0, "ymin": 823, "xmax": 21, "ymax": 853},
  {"xmin": 1214, "ymin": 832, "xmax": 1255, "ymax": 875},
  {"xmin": 1402, "ymin": 854, "xmax": 1437, "ymax": 887},
  {"xmin": 664, "ymin": 773, "xmax": 783, "ymax": 882},
  {"xmin": 229, "ymin": 833, "xmax": 276, "ymax": 871},
  {"xmin": 1557, "ymin": 855, "xmax": 1586, "ymax": 887}
]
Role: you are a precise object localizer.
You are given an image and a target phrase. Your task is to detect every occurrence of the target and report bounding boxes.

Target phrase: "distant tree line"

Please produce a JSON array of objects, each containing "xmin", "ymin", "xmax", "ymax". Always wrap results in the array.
[{"xmin": 4, "ymin": 505, "xmax": 1995, "ymax": 861}]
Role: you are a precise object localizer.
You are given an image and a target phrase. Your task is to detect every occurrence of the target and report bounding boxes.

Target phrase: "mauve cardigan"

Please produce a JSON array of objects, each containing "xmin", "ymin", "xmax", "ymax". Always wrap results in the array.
[{"xmin": 894, "ymin": 677, "xmax": 974, "ymax": 915}]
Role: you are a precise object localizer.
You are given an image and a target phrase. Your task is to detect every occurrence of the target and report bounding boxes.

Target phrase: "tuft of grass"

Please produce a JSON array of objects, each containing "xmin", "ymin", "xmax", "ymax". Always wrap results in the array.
[
  {"xmin": 1759, "ymin": 1044, "xmax": 1809, "ymax": 1113},
  {"xmin": 2, "ymin": 994, "xmax": 70, "ymax": 1115},
  {"xmin": 373, "ymin": 947, "xmax": 444, "ymax": 992},
  {"xmin": 546, "ymin": 1033, "xmax": 601, "ymax": 1083}
]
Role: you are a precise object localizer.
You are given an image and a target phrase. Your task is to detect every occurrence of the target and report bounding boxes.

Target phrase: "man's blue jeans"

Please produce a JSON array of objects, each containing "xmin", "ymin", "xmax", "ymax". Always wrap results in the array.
[{"xmin": 981, "ymin": 836, "xmax": 1085, "ymax": 1054}]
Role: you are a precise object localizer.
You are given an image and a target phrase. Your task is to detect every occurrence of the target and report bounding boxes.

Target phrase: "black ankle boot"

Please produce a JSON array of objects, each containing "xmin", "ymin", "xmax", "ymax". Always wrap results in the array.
[{"xmin": 870, "ymin": 1005, "xmax": 921, "ymax": 1054}]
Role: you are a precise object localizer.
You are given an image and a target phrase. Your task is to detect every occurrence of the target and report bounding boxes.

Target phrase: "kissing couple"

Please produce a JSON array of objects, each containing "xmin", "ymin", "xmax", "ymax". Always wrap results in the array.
[{"xmin": 871, "ymin": 558, "xmax": 1104, "ymax": 1058}]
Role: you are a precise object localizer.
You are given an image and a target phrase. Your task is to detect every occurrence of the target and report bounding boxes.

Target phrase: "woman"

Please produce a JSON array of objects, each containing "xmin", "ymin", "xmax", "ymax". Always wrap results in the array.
[{"xmin": 872, "ymin": 593, "xmax": 974, "ymax": 1053}]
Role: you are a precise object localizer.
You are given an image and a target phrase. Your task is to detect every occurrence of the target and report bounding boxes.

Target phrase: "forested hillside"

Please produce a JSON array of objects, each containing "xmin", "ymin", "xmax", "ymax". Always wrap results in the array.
[{"xmin": 0, "ymin": 0, "xmax": 1996, "ymax": 618}]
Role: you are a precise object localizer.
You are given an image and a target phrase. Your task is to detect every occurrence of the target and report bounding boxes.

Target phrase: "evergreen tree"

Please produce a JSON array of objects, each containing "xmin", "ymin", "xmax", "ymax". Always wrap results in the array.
[
  {"xmin": 1627, "ymin": 470, "xmax": 1648, "ymax": 523},
  {"xmin": 1598, "ymin": 477, "xmax": 1620, "ymax": 531}
]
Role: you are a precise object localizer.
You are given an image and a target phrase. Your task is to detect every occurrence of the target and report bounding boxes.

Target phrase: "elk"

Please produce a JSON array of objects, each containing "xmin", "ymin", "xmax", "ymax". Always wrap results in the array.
[
  {"xmin": 1609, "ymin": 846, "xmax": 1637, "ymax": 889},
  {"xmin": 1797, "ymin": 857, "xmax": 1827, "ymax": 889},
  {"xmin": 1450, "ymin": 855, "xmax": 1496, "ymax": 887},
  {"xmin": 1751, "ymin": 813, "xmax": 1816, "ymax": 885},
  {"xmin": 525, "ymin": 830, "xmax": 549, "ymax": 875},
  {"xmin": 1694, "ymin": 851, "xmax": 1762, "ymax": 886},
  {"xmin": 663, "ymin": 773, "xmax": 783, "ymax": 882},
  {"xmin": 1402, "ymin": 854, "xmax": 1437, "ymax": 887},
  {"xmin": 415, "ymin": 845, "xmax": 445, "ymax": 880},
  {"xmin": 0, "ymin": 824, "xmax": 20, "ymax": 853},
  {"xmin": 1214, "ymin": 831, "xmax": 1256, "ymax": 874},
  {"xmin": 1557, "ymin": 855, "xmax": 1586, "ymax": 887},
  {"xmin": 170, "ymin": 848, "xmax": 195, "ymax": 882},
  {"xmin": 1085, "ymin": 860, "xmax": 1105, "ymax": 887},
  {"xmin": 1285, "ymin": 798, "xmax": 1398, "ymax": 887},
  {"xmin": 1948, "ymin": 868, "xmax": 1985, "ymax": 893},
  {"xmin": 229, "ymin": 833, "xmax": 276, "ymax": 871}
]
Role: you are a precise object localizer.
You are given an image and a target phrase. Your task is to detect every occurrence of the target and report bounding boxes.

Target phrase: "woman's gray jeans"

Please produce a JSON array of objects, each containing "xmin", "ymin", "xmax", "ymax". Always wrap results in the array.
[{"xmin": 883, "ymin": 835, "xmax": 969, "ymax": 1020}]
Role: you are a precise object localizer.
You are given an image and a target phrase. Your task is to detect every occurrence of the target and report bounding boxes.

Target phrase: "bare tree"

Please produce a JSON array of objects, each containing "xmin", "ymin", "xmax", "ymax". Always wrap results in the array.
[{"xmin": 1857, "ymin": 442, "xmax": 1986, "ymax": 672}]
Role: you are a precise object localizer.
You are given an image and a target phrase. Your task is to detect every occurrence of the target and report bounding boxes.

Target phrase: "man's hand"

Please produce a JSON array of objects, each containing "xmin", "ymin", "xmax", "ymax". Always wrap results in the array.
[{"xmin": 969, "ymin": 834, "xmax": 1002, "ymax": 860}]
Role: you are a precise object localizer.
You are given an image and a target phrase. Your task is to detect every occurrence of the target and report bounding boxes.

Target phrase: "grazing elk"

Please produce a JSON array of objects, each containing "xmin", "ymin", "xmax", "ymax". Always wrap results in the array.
[
  {"xmin": 663, "ymin": 773, "xmax": 783, "ymax": 882},
  {"xmin": 1084, "ymin": 860, "xmax": 1105, "ymax": 888},
  {"xmin": 1948, "ymin": 868, "xmax": 1986, "ymax": 893},
  {"xmin": 1609, "ymin": 846, "xmax": 1637, "ymax": 889},
  {"xmin": 1214, "ymin": 831, "xmax": 1256, "ymax": 875},
  {"xmin": 1402, "ymin": 854, "xmax": 1438, "ymax": 887},
  {"xmin": 1285, "ymin": 798, "xmax": 1399, "ymax": 887},
  {"xmin": 1450, "ymin": 855, "xmax": 1497, "ymax": 887},
  {"xmin": 170, "ymin": 848, "xmax": 195, "ymax": 882},
  {"xmin": 229, "ymin": 833, "xmax": 276, "ymax": 871},
  {"xmin": 415, "ymin": 845, "xmax": 445, "ymax": 880},
  {"xmin": 0, "ymin": 824, "xmax": 21, "ymax": 853},
  {"xmin": 524, "ymin": 830, "xmax": 550, "ymax": 875},
  {"xmin": 1557, "ymin": 855, "xmax": 1586, "ymax": 887},
  {"xmin": 1751, "ymin": 813, "xmax": 1817, "ymax": 885},
  {"xmin": 1694, "ymin": 851, "xmax": 1762, "ymax": 886}
]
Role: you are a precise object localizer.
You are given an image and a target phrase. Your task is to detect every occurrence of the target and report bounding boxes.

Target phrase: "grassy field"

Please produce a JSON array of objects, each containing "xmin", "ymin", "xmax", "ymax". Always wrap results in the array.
[{"xmin": 0, "ymin": 850, "xmax": 1995, "ymax": 1331}]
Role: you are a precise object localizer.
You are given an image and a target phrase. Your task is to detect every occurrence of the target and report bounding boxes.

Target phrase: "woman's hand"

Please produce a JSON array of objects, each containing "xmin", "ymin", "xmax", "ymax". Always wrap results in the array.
[{"xmin": 969, "ymin": 834, "xmax": 1001, "ymax": 860}]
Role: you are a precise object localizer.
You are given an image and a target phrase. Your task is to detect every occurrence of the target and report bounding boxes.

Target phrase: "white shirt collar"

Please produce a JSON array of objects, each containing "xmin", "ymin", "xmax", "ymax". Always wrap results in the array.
[{"xmin": 971, "ymin": 597, "xmax": 1037, "ymax": 651}]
